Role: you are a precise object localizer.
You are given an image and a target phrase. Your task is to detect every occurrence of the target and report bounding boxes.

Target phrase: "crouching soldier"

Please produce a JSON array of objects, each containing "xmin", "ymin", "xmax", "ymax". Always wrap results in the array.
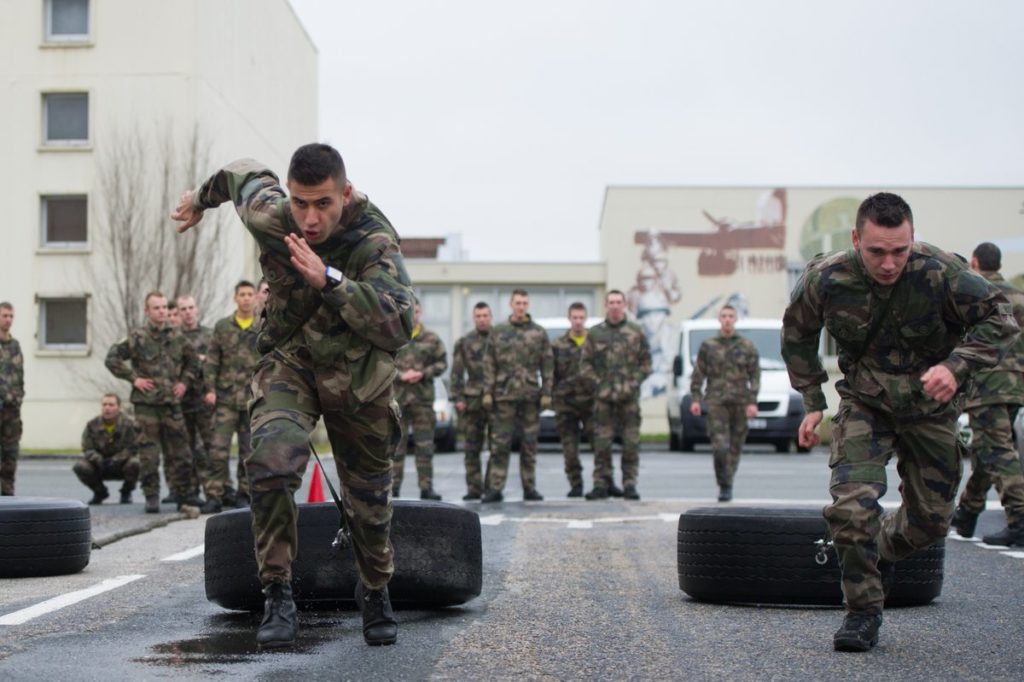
[{"xmin": 73, "ymin": 393, "xmax": 143, "ymax": 505}]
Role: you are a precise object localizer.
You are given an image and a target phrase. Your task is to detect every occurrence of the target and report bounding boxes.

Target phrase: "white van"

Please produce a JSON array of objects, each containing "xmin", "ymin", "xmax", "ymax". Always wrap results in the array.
[{"xmin": 666, "ymin": 318, "xmax": 807, "ymax": 452}]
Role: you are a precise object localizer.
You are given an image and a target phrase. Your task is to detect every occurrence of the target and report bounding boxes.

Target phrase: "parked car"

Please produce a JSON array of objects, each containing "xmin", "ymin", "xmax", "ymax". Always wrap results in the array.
[{"xmin": 666, "ymin": 318, "xmax": 807, "ymax": 453}]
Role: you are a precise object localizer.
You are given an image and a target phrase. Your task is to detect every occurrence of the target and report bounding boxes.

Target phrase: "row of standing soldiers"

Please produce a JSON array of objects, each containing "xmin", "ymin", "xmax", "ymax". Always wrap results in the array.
[{"xmin": 395, "ymin": 288, "xmax": 652, "ymax": 502}]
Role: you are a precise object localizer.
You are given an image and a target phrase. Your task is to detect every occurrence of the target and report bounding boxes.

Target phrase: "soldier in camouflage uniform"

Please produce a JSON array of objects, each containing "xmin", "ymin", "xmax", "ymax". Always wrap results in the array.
[
  {"xmin": 0, "ymin": 302, "xmax": 23, "ymax": 496},
  {"xmin": 581, "ymin": 290, "xmax": 652, "ymax": 500},
  {"xmin": 481, "ymin": 289, "xmax": 553, "ymax": 502},
  {"xmin": 951, "ymin": 242, "xmax": 1024, "ymax": 547},
  {"xmin": 551, "ymin": 302, "xmax": 596, "ymax": 497},
  {"xmin": 106, "ymin": 292, "xmax": 200, "ymax": 514},
  {"xmin": 690, "ymin": 304, "xmax": 760, "ymax": 502},
  {"xmin": 172, "ymin": 143, "xmax": 414, "ymax": 648},
  {"xmin": 392, "ymin": 301, "xmax": 447, "ymax": 500},
  {"xmin": 451, "ymin": 301, "xmax": 493, "ymax": 500},
  {"xmin": 782, "ymin": 193, "xmax": 1019, "ymax": 652},
  {"xmin": 177, "ymin": 294, "xmax": 215, "ymax": 506},
  {"xmin": 202, "ymin": 281, "xmax": 262, "ymax": 513},
  {"xmin": 72, "ymin": 394, "xmax": 143, "ymax": 505}
]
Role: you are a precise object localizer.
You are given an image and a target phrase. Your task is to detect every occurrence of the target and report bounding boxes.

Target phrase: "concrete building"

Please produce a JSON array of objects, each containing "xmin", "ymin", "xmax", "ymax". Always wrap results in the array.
[{"xmin": 0, "ymin": 0, "xmax": 316, "ymax": 448}]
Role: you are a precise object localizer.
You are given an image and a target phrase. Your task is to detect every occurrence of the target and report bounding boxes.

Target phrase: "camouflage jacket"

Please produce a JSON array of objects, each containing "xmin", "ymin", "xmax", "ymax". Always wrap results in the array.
[
  {"xmin": 484, "ymin": 315, "xmax": 554, "ymax": 402},
  {"xmin": 690, "ymin": 333, "xmax": 761, "ymax": 405},
  {"xmin": 105, "ymin": 322, "xmax": 200, "ymax": 406},
  {"xmin": 966, "ymin": 271, "xmax": 1024, "ymax": 408},
  {"xmin": 205, "ymin": 315, "xmax": 262, "ymax": 410},
  {"xmin": 191, "ymin": 160, "xmax": 415, "ymax": 404},
  {"xmin": 451, "ymin": 329, "xmax": 489, "ymax": 403},
  {"xmin": 82, "ymin": 414, "xmax": 143, "ymax": 460},
  {"xmin": 782, "ymin": 242, "xmax": 1020, "ymax": 414},
  {"xmin": 394, "ymin": 326, "xmax": 447, "ymax": 406},
  {"xmin": 582, "ymin": 318, "xmax": 653, "ymax": 403},
  {"xmin": 0, "ymin": 336, "xmax": 24, "ymax": 405},
  {"xmin": 180, "ymin": 325, "xmax": 212, "ymax": 411},
  {"xmin": 551, "ymin": 331, "xmax": 594, "ymax": 404}
]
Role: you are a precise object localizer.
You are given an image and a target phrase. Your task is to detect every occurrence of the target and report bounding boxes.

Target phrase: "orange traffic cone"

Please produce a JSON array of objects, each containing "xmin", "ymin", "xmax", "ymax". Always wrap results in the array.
[{"xmin": 307, "ymin": 462, "xmax": 326, "ymax": 503}]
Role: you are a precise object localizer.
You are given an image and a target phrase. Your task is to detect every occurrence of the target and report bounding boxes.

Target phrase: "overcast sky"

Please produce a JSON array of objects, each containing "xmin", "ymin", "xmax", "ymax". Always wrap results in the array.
[{"xmin": 288, "ymin": 0, "xmax": 1023, "ymax": 262}]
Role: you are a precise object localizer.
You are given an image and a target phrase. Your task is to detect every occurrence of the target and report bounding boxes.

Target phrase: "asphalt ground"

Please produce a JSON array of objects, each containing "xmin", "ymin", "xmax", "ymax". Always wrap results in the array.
[{"xmin": 1, "ymin": 444, "xmax": 1021, "ymax": 681}]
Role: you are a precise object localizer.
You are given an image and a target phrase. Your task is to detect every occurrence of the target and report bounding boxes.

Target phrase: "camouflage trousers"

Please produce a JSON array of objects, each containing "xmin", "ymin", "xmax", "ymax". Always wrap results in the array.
[
  {"xmin": 183, "ymin": 405, "xmax": 214, "ymax": 494},
  {"xmin": 0, "ymin": 402, "xmax": 22, "ymax": 495},
  {"xmin": 487, "ymin": 399, "xmax": 540, "ymax": 493},
  {"xmin": 134, "ymin": 403, "xmax": 194, "ymax": 499},
  {"xmin": 73, "ymin": 451, "xmax": 140, "ymax": 492},
  {"xmin": 460, "ymin": 400, "xmax": 490, "ymax": 497},
  {"xmin": 554, "ymin": 397, "xmax": 592, "ymax": 488},
  {"xmin": 706, "ymin": 402, "xmax": 749, "ymax": 488},
  {"xmin": 591, "ymin": 398, "xmax": 640, "ymax": 488},
  {"xmin": 207, "ymin": 403, "xmax": 252, "ymax": 501},
  {"xmin": 826, "ymin": 391, "xmax": 962, "ymax": 615},
  {"xmin": 392, "ymin": 401, "xmax": 435, "ymax": 494},
  {"xmin": 958, "ymin": 404, "xmax": 1024, "ymax": 525},
  {"xmin": 247, "ymin": 351, "xmax": 398, "ymax": 590}
]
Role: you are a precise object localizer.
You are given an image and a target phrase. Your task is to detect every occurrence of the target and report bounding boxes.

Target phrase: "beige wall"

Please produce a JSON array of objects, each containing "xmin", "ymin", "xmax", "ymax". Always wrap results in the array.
[{"xmin": 0, "ymin": 0, "xmax": 316, "ymax": 448}]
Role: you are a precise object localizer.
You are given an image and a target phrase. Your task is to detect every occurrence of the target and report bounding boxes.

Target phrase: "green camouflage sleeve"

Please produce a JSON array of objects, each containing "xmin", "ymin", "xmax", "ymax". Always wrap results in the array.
[
  {"xmin": 426, "ymin": 337, "xmax": 448, "ymax": 380},
  {"xmin": 580, "ymin": 335, "xmax": 596, "ymax": 387},
  {"xmin": 636, "ymin": 331, "xmax": 652, "ymax": 384},
  {"xmin": 105, "ymin": 338, "xmax": 137, "ymax": 384},
  {"xmin": 178, "ymin": 339, "xmax": 200, "ymax": 388},
  {"xmin": 483, "ymin": 340, "xmax": 497, "ymax": 397},
  {"xmin": 13, "ymin": 341, "xmax": 23, "ymax": 399},
  {"xmin": 203, "ymin": 331, "xmax": 222, "ymax": 391},
  {"xmin": 747, "ymin": 341, "xmax": 761, "ymax": 404},
  {"xmin": 540, "ymin": 335, "xmax": 554, "ymax": 399},
  {"xmin": 321, "ymin": 240, "xmax": 415, "ymax": 352},
  {"xmin": 127, "ymin": 420, "xmax": 144, "ymax": 457},
  {"xmin": 81, "ymin": 423, "xmax": 98, "ymax": 459},
  {"xmin": 940, "ymin": 268, "xmax": 1021, "ymax": 385},
  {"xmin": 450, "ymin": 339, "xmax": 466, "ymax": 402},
  {"xmin": 191, "ymin": 159, "xmax": 290, "ymax": 246},
  {"xmin": 782, "ymin": 267, "xmax": 829, "ymax": 412},
  {"xmin": 690, "ymin": 343, "xmax": 707, "ymax": 402}
]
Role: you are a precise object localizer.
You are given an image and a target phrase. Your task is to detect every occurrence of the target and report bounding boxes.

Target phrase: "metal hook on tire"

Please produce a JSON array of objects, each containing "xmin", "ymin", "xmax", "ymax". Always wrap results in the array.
[{"xmin": 814, "ymin": 537, "xmax": 834, "ymax": 565}]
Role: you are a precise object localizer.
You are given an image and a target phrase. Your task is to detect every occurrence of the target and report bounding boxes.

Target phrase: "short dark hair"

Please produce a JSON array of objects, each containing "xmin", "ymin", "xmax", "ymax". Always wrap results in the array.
[
  {"xmin": 511, "ymin": 288, "xmax": 529, "ymax": 299},
  {"xmin": 568, "ymin": 301, "xmax": 587, "ymax": 315},
  {"xmin": 0, "ymin": 301, "xmax": 12, "ymax": 312},
  {"xmin": 288, "ymin": 143, "xmax": 346, "ymax": 187},
  {"xmin": 606, "ymin": 289, "xmax": 626, "ymax": 302},
  {"xmin": 166, "ymin": 300, "xmax": 177, "ymax": 310},
  {"xmin": 102, "ymin": 392, "xmax": 121, "ymax": 406},
  {"xmin": 145, "ymin": 291, "xmax": 165, "ymax": 306},
  {"xmin": 473, "ymin": 301, "xmax": 491, "ymax": 311},
  {"xmin": 720, "ymin": 304, "xmax": 736, "ymax": 314},
  {"xmin": 973, "ymin": 242, "xmax": 1001, "ymax": 271},
  {"xmin": 235, "ymin": 280, "xmax": 256, "ymax": 294},
  {"xmin": 855, "ymin": 192, "xmax": 913, "ymax": 234}
]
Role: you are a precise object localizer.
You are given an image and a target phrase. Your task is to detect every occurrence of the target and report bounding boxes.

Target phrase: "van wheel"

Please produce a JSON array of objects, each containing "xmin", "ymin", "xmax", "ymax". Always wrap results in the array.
[
  {"xmin": 677, "ymin": 507, "xmax": 944, "ymax": 607},
  {"xmin": 0, "ymin": 497, "xmax": 92, "ymax": 578},
  {"xmin": 669, "ymin": 428, "xmax": 681, "ymax": 451},
  {"xmin": 205, "ymin": 500, "xmax": 483, "ymax": 611}
]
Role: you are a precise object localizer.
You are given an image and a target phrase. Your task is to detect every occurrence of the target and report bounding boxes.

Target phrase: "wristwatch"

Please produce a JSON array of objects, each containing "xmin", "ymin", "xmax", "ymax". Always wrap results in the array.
[{"xmin": 323, "ymin": 266, "xmax": 344, "ymax": 292}]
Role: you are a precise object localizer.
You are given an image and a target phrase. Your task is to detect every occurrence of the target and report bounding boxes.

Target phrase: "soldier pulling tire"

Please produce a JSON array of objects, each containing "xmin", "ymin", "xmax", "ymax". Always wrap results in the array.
[
  {"xmin": 0, "ymin": 497, "xmax": 92, "ymax": 578},
  {"xmin": 205, "ymin": 500, "xmax": 482, "ymax": 611},
  {"xmin": 676, "ymin": 507, "xmax": 944, "ymax": 607}
]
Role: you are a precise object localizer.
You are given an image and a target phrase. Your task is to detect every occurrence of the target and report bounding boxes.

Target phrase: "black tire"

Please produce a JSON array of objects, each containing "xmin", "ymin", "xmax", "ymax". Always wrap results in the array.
[
  {"xmin": 774, "ymin": 439, "xmax": 792, "ymax": 453},
  {"xmin": 205, "ymin": 500, "xmax": 482, "ymax": 611},
  {"xmin": 677, "ymin": 507, "xmax": 944, "ymax": 607},
  {"xmin": 668, "ymin": 425, "xmax": 681, "ymax": 452},
  {"xmin": 680, "ymin": 436, "xmax": 695, "ymax": 452},
  {"xmin": 0, "ymin": 497, "xmax": 92, "ymax": 578}
]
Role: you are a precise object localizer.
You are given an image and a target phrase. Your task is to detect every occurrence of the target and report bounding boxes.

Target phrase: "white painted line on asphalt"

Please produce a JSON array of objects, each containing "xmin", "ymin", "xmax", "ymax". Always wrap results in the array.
[
  {"xmin": 976, "ymin": 542, "xmax": 1012, "ymax": 551},
  {"xmin": 161, "ymin": 544, "xmax": 205, "ymax": 562},
  {"xmin": 1001, "ymin": 551, "xmax": 1024, "ymax": 559},
  {"xmin": 567, "ymin": 520, "xmax": 593, "ymax": 529},
  {"xmin": 659, "ymin": 513, "xmax": 678, "ymax": 523},
  {"xmin": 946, "ymin": 534, "xmax": 981, "ymax": 542},
  {"xmin": 478, "ymin": 514, "xmax": 505, "ymax": 526},
  {"xmin": 0, "ymin": 575, "xmax": 146, "ymax": 626}
]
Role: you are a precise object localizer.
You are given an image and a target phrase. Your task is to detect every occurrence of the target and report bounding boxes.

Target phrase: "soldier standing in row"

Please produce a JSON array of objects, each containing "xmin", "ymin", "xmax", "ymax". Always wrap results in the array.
[
  {"xmin": 551, "ymin": 302, "xmax": 595, "ymax": 497},
  {"xmin": 177, "ymin": 294, "xmax": 215, "ymax": 506},
  {"xmin": 582, "ymin": 290, "xmax": 652, "ymax": 500},
  {"xmin": 392, "ymin": 301, "xmax": 447, "ymax": 500},
  {"xmin": 202, "ymin": 280, "xmax": 262, "ymax": 513},
  {"xmin": 0, "ymin": 302, "xmax": 24, "ymax": 496},
  {"xmin": 952, "ymin": 242, "xmax": 1024, "ymax": 547},
  {"xmin": 482, "ymin": 289, "xmax": 553, "ymax": 502},
  {"xmin": 451, "ymin": 301, "xmax": 493, "ymax": 501},
  {"xmin": 782, "ymin": 192, "xmax": 1019, "ymax": 652},
  {"xmin": 172, "ymin": 143, "xmax": 414, "ymax": 649},
  {"xmin": 105, "ymin": 292, "xmax": 200, "ymax": 513},
  {"xmin": 72, "ymin": 394, "xmax": 142, "ymax": 505},
  {"xmin": 689, "ymin": 304, "xmax": 760, "ymax": 502}
]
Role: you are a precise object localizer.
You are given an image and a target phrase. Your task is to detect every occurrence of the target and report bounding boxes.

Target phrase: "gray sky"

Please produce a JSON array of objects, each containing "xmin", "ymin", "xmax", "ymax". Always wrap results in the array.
[{"xmin": 288, "ymin": 0, "xmax": 1023, "ymax": 262}]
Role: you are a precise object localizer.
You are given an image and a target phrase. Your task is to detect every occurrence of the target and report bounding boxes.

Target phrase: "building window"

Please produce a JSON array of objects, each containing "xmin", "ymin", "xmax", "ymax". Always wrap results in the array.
[
  {"xmin": 41, "ymin": 195, "xmax": 88, "ymax": 247},
  {"xmin": 39, "ymin": 298, "xmax": 88, "ymax": 350},
  {"xmin": 45, "ymin": 0, "xmax": 90, "ymax": 42},
  {"xmin": 43, "ymin": 93, "xmax": 89, "ymax": 145}
]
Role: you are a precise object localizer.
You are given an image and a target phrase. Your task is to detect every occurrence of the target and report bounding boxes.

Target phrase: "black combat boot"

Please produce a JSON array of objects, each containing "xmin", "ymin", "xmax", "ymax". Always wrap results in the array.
[
  {"xmin": 200, "ymin": 497, "xmax": 223, "ymax": 514},
  {"xmin": 420, "ymin": 488, "xmax": 442, "ymax": 501},
  {"xmin": 481, "ymin": 489, "xmax": 504, "ymax": 503},
  {"xmin": 523, "ymin": 488, "xmax": 544, "ymax": 501},
  {"xmin": 88, "ymin": 486, "xmax": 110, "ymax": 505},
  {"xmin": 585, "ymin": 486, "xmax": 609, "ymax": 500},
  {"xmin": 119, "ymin": 487, "xmax": 133, "ymax": 504},
  {"xmin": 462, "ymin": 491, "xmax": 482, "ymax": 501},
  {"xmin": 718, "ymin": 486, "xmax": 733, "ymax": 502},
  {"xmin": 567, "ymin": 484, "xmax": 583, "ymax": 498},
  {"xmin": 982, "ymin": 520, "xmax": 1024, "ymax": 547},
  {"xmin": 355, "ymin": 582, "xmax": 397, "ymax": 646},
  {"xmin": 833, "ymin": 612, "xmax": 882, "ymax": 652},
  {"xmin": 951, "ymin": 505, "xmax": 979, "ymax": 538},
  {"xmin": 608, "ymin": 483, "xmax": 624, "ymax": 498},
  {"xmin": 257, "ymin": 582, "xmax": 297, "ymax": 649},
  {"xmin": 144, "ymin": 495, "xmax": 160, "ymax": 514},
  {"xmin": 179, "ymin": 492, "xmax": 202, "ymax": 508},
  {"xmin": 623, "ymin": 485, "xmax": 640, "ymax": 500},
  {"xmin": 222, "ymin": 488, "xmax": 238, "ymax": 508},
  {"xmin": 161, "ymin": 493, "xmax": 176, "ymax": 504},
  {"xmin": 234, "ymin": 493, "xmax": 251, "ymax": 509}
]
